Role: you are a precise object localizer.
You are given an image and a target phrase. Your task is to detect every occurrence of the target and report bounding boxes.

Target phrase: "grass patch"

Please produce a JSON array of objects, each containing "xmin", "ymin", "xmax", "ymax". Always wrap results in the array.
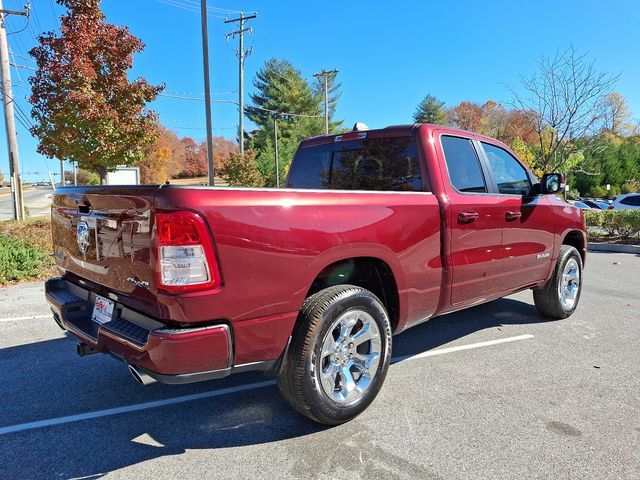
[{"xmin": 0, "ymin": 217, "xmax": 55, "ymax": 284}]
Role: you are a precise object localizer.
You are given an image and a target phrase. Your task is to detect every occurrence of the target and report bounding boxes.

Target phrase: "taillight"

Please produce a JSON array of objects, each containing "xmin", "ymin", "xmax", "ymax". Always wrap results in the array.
[
  {"xmin": 334, "ymin": 131, "xmax": 367, "ymax": 142},
  {"xmin": 608, "ymin": 205, "xmax": 614, "ymax": 210},
  {"xmin": 155, "ymin": 211, "xmax": 221, "ymax": 293}
]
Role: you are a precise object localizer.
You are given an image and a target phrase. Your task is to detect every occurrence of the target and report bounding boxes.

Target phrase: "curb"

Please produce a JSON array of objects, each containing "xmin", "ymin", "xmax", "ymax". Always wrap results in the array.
[{"xmin": 588, "ymin": 243, "xmax": 640, "ymax": 254}]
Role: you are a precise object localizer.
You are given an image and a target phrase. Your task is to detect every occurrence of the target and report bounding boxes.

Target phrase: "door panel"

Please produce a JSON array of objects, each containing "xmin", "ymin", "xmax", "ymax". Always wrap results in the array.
[
  {"xmin": 499, "ymin": 195, "xmax": 555, "ymax": 290},
  {"xmin": 478, "ymin": 141, "xmax": 555, "ymax": 292},
  {"xmin": 449, "ymin": 196, "xmax": 503, "ymax": 304},
  {"xmin": 436, "ymin": 134, "xmax": 503, "ymax": 306}
]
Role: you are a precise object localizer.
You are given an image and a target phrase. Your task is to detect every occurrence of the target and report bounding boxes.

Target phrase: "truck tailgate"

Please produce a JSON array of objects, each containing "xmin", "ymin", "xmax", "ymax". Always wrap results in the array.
[{"xmin": 51, "ymin": 186, "xmax": 160, "ymax": 296}]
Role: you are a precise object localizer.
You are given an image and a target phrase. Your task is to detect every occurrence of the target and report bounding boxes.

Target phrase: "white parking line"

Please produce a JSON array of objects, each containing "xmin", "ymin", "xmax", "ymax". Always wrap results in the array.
[
  {"xmin": 0, "ymin": 380, "xmax": 277, "ymax": 436},
  {"xmin": 392, "ymin": 334, "xmax": 535, "ymax": 363},
  {"xmin": 0, "ymin": 314, "xmax": 51, "ymax": 323},
  {"xmin": 0, "ymin": 333, "xmax": 534, "ymax": 436}
]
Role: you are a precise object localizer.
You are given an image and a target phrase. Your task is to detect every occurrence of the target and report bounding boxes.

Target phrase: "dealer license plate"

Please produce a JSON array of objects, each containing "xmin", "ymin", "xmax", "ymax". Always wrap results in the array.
[{"xmin": 92, "ymin": 295, "xmax": 115, "ymax": 325}]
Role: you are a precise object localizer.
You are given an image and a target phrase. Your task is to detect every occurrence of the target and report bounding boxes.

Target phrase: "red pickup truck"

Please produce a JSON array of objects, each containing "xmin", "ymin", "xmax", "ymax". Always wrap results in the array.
[{"xmin": 46, "ymin": 124, "xmax": 586, "ymax": 424}]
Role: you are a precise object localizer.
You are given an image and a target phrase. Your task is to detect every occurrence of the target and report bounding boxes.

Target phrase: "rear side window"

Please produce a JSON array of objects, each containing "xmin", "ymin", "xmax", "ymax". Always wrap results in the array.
[
  {"xmin": 482, "ymin": 143, "xmax": 531, "ymax": 196},
  {"xmin": 287, "ymin": 136, "xmax": 423, "ymax": 192},
  {"xmin": 620, "ymin": 195, "xmax": 640, "ymax": 206},
  {"xmin": 441, "ymin": 136, "xmax": 487, "ymax": 193}
]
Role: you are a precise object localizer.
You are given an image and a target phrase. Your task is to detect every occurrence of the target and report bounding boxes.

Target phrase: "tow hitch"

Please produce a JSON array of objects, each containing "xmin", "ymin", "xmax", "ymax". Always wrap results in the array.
[{"xmin": 77, "ymin": 343, "xmax": 99, "ymax": 357}]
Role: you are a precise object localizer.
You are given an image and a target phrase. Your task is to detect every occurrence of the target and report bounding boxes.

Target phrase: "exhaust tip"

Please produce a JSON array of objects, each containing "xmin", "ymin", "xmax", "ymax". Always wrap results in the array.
[{"xmin": 128, "ymin": 365, "xmax": 157, "ymax": 385}]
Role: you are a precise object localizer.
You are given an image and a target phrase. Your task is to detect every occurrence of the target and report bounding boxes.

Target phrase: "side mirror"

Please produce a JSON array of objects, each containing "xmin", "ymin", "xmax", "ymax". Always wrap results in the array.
[{"xmin": 535, "ymin": 173, "xmax": 565, "ymax": 195}]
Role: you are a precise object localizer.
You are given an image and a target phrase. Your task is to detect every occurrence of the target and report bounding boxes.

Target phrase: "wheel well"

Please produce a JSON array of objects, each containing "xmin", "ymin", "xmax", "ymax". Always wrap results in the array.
[
  {"xmin": 562, "ymin": 230, "xmax": 585, "ymax": 263},
  {"xmin": 306, "ymin": 257, "xmax": 400, "ymax": 330}
]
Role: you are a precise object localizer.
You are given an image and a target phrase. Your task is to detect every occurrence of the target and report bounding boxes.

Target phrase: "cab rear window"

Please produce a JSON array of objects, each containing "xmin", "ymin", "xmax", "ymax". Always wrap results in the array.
[{"xmin": 287, "ymin": 136, "xmax": 423, "ymax": 192}]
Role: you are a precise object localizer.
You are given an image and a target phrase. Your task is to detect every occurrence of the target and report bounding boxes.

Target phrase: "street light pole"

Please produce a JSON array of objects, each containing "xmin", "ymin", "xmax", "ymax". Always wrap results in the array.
[
  {"xmin": 274, "ymin": 114, "xmax": 279, "ymax": 188},
  {"xmin": 200, "ymin": 0, "xmax": 215, "ymax": 186}
]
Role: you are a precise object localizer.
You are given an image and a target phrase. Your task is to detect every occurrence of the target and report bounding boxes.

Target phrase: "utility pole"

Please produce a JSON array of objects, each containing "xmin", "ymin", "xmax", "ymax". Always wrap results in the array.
[
  {"xmin": 59, "ymin": 159, "xmax": 64, "ymax": 186},
  {"xmin": 273, "ymin": 114, "xmax": 279, "ymax": 188},
  {"xmin": 73, "ymin": 161, "xmax": 77, "ymax": 185},
  {"xmin": 313, "ymin": 69, "xmax": 338, "ymax": 134},
  {"xmin": 225, "ymin": 12, "xmax": 256, "ymax": 157},
  {"xmin": 200, "ymin": 0, "xmax": 215, "ymax": 186},
  {"xmin": 0, "ymin": 0, "xmax": 27, "ymax": 220}
]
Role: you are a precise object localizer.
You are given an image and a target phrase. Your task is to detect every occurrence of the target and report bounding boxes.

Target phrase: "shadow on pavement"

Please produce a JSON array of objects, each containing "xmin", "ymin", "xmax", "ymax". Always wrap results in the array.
[{"xmin": 0, "ymin": 296, "xmax": 551, "ymax": 479}]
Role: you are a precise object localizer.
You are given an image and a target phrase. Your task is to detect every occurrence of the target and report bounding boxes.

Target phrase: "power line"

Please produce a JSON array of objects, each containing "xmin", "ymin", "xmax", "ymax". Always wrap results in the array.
[
  {"xmin": 3, "ymin": 16, "xmax": 26, "ymax": 55},
  {"xmin": 156, "ymin": 0, "xmax": 230, "ymax": 19},
  {"xmin": 164, "ymin": 88, "xmax": 237, "ymax": 96},
  {"xmin": 29, "ymin": 0, "xmax": 42, "ymax": 32},
  {"xmin": 9, "ymin": 61, "xmax": 35, "ymax": 71},
  {"xmin": 158, "ymin": 92, "xmax": 239, "ymax": 105},
  {"xmin": 161, "ymin": 89, "xmax": 323, "ymax": 118},
  {"xmin": 179, "ymin": 0, "xmax": 246, "ymax": 15},
  {"xmin": 6, "ymin": 13, "xmax": 29, "ymax": 36},
  {"xmin": 248, "ymin": 104, "xmax": 323, "ymax": 119}
]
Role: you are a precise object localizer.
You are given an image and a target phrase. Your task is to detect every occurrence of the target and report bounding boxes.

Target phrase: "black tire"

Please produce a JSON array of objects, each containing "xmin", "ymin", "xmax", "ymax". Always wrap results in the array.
[
  {"xmin": 277, "ymin": 285, "xmax": 392, "ymax": 425},
  {"xmin": 533, "ymin": 245, "xmax": 583, "ymax": 319}
]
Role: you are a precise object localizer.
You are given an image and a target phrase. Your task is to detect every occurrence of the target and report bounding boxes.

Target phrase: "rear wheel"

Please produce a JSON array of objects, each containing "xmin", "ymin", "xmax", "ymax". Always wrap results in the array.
[
  {"xmin": 277, "ymin": 285, "xmax": 392, "ymax": 425},
  {"xmin": 533, "ymin": 245, "xmax": 583, "ymax": 319}
]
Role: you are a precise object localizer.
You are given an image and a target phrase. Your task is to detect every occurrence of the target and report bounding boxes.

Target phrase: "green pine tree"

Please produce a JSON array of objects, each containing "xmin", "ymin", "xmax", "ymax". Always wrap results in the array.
[
  {"xmin": 247, "ymin": 58, "xmax": 344, "ymax": 186},
  {"xmin": 413, "ymin": 94, "xmax": 448, "ymax": 125}
]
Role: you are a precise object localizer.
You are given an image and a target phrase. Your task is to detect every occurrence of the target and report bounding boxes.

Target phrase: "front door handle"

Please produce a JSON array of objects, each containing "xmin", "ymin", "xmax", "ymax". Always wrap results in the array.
[
  {"xmin": 505, "ymin": 210, "xmax": 522, "ymax": 221},
  {"xmin": 458, "ymin": 211, "xmax": 479, "ymax": 223}
]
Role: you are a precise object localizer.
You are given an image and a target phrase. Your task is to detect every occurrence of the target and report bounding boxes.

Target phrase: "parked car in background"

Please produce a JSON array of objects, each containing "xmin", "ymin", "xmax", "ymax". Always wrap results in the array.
[
  {"xmin": 580, "ymin": 199, "xmax": 607, "ymax": 210},
  {"xmin": 572, "ymin": 201, "xmax": 597, "ymax": 210},
  {"xmin": 608, "ymin": 193, "xmax": 640, "ymax": 210}
]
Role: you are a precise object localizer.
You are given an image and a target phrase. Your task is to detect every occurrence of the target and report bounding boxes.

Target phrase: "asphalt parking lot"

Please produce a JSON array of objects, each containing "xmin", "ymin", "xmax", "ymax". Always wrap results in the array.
[{"xmin": 0, "ymin": 251, "xmax": 638, "ymax": 479}]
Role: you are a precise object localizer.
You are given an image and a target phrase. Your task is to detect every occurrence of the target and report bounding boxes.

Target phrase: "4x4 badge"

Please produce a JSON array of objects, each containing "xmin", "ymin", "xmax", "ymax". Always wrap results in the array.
[{"xmin": 76, "ymin": 221, "xmax": 90, "ymax": 254}]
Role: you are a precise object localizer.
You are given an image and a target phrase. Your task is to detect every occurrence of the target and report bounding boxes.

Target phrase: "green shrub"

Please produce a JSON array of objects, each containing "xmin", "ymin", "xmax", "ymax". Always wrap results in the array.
[
  {"xmin": 585, "ymin": 210, "xmax": 640, "ymax": 239},
  {"xmin": 588, "ymin": 185, "xmax": 607, "ymax": 198},
  {"xmin": 0, "ymin": 234, "xmax": 50, "ymax": 284},
  {"xmin": 566, "ymin": 188, "xmax": 580, "ymax": 200},
  {"xmin": 621, "ymin": 181, "xmax": 639, "ymax": 194}
]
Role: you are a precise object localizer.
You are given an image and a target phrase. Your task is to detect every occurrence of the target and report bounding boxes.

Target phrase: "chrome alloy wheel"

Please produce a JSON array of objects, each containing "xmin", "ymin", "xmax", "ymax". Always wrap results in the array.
[
  {"xmin": 558, "ymin": 257, "xmax": 580, "ymax": 311},
  {"xmin": 315, "ymin": 309, "xmax": 382, "ymax": 405}
]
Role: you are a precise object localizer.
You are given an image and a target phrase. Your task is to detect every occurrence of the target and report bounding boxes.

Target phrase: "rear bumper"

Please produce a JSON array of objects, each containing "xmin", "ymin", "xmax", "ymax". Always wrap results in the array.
[{"xmin": 45, "ymin": 277, "xmax": 246, "ymax": 384}]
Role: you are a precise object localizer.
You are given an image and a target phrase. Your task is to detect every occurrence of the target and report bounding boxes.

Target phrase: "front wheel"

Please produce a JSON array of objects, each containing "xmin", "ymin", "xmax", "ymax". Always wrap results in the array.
[
  {"xmin": 533, "ymin": 245, "xmax": 583, "ymax": 319},
  {"xmin": 277, "ymin": 285, "xmax": 392, "ymax": 425}
]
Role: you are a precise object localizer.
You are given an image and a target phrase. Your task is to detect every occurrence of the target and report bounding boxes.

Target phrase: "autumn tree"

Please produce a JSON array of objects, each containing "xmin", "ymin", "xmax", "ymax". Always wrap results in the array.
[
  {"xmin": 508, "ymin": 46, "xmax": 618, "ymax": 172},
  {"xmin": 221, "ymin": 151, "xmax": 265, "ymax": 187},
  {"xmin": 601, "ymin": 92, "xmax": 632, "ymax": 134},
  {"xmin": 177, "ymin": 137, "xmax": 205, "ymax": 178},
  {"xmin": 448, "ymin": 101, "xmax": 483, "ymax": 131},
  {"xmin": 136, "ymin": 126, "xmax": 185, "ymax": 183},
  {"xmin": 413, "ymin": 95, "xmax": 448, "ymax": 125},
  {"xmin": 29, "ymin": 0, "xmax": 163, "ymax": 183}
]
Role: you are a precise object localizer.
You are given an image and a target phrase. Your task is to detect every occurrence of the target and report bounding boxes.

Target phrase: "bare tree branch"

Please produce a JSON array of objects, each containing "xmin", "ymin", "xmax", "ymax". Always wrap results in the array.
[{"xmin": 507, "ymin": 47, "xmax": 619, "ymax": 172}]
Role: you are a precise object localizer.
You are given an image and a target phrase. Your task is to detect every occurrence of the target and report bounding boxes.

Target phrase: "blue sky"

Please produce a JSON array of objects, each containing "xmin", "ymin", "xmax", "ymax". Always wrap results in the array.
[{"xmin": 1, "ymin": 0, "xmax": 639, "ymax": 182}]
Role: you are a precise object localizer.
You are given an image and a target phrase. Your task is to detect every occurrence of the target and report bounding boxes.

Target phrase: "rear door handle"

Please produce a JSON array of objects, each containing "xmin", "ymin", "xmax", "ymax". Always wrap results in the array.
[
  {"xmin": 505, "ymin": 210, "xmax": 522, "ymax": 221},
  {"xmin": 458, "ymin": 211, "xmax": 479, "ymax": 223}
]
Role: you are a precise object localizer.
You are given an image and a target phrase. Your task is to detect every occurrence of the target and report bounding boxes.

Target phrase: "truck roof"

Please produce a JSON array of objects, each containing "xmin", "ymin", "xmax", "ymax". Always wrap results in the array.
[{"xmin": 298, "ymin": 123, "xmax": 496, "ymax": 149}]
